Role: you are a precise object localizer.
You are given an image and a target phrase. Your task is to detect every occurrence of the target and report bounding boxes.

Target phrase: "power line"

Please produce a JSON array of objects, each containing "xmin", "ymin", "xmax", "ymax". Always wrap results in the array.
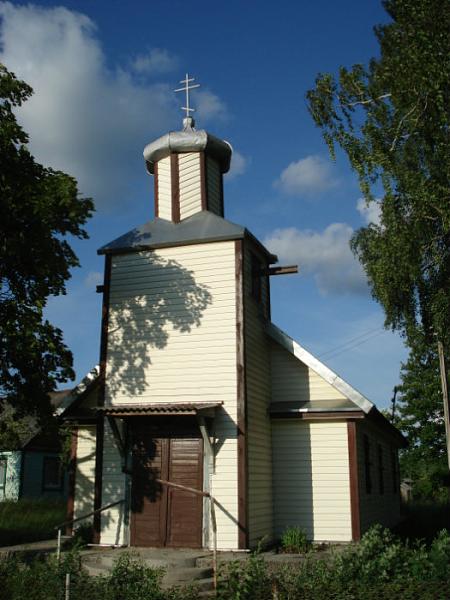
[
  {"xmin": 319, "ymin": 326, "xmax": 382, "ymax": 359},
  {"xmin": 322, "ymin": 329, "xmax": 385, "ymax": 361}
]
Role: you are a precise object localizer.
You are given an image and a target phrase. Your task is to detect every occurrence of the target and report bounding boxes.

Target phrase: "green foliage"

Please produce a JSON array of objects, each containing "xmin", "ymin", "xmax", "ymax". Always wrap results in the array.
[
  {"xmin": 0, "ymin": 498, "xmax": 65, "ymax": 546},
  {"xmin": 217, "ymin": 550, "xmax": 272, "ymax": 600},
  {"xmin": 280, "ymin": 526, "xmax": 310, "ymax": 554},
  {"xmin": 0, "ymin": 550, "xmax": 199, "ymax": 600},
  {"xmin": 307, "ymin": 0, "xmax": 450, "ymax": 496},
  {"xmin": 0, "ymin": 63, "xmax": 94, "ymax": 446},
  {"xmin": 217, "ymin": 526, "xmax": 450, "ymax": 599},
  {"xmin": 307, "ymin": 0, "xmax": 450, "ymax": 345},
  {"xmin": 395, "ymin": 334, "xmax": 449, "ymax": 500}
]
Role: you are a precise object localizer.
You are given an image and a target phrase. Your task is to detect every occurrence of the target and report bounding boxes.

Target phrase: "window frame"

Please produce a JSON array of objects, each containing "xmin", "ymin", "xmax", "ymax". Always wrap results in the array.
[
  {"xmin": 363, "ymin": 434, "xmax": 372, "ymax": 494},
  {"xmin": 42, "ymin": 456, "xmax": 63, "ymax": 492},
  {"xmin": 0, "ymin": 458, "xmax": 7, "ymax": 495},
  {"xmin": 378, "ymin": 444, "xmax": 384, "ymax": 495}
]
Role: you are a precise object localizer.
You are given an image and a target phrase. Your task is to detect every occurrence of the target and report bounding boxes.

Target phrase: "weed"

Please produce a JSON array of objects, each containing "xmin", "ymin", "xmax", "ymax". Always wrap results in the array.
[{"xmin": 280, "ymin": 526, "xmax": 310, "ymax": 554}]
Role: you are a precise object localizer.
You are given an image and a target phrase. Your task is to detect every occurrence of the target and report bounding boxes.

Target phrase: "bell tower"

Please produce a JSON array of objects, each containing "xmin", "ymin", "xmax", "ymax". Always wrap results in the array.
[{"xmin": 143, "ymin": 74, "xmax": 232, "ymax": 222}]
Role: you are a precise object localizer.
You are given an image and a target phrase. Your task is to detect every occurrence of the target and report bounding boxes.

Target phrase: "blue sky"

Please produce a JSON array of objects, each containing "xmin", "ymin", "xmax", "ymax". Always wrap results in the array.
[{"xmin": 0, "ymin": 0, "xmax": 407, "ymax": 408}]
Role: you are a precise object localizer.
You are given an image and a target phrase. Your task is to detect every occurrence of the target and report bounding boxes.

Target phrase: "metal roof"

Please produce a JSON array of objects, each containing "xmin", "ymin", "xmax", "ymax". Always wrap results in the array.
[
  {"xmin": 98, "ymin": 211, "xmax": 277, "ymax": 261},
  {"xmin": 267, "ymin": 322, "xmax": 374, "ymax": 414},
  {"xmin": 98, "ymin": 402, "xmax": 222, "ymax": 416},
  {"xmin": 269, "ymin": 399, "xmax": 364, "ymax": 415},
  {"xmin": 143, "ymin": 128, "xmax": 232, "ymax": 174}
]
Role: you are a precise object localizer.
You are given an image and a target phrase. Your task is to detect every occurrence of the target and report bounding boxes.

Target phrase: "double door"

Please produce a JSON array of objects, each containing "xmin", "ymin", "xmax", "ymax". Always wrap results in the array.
[{"xmin": 130, "ymin": 418, "xmax": 203, "ymax": 548}]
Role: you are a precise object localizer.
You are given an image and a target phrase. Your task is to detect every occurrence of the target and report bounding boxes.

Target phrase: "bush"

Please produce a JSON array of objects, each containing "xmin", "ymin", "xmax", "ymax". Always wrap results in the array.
[{"xmin": 280, "ymin": 526, "xmax": 310, "ymax": 554}]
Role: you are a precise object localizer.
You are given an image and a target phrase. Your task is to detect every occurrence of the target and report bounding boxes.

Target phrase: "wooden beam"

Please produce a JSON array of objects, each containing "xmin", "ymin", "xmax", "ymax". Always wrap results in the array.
[
  {"xmin": 347, "ymin": 420, "xmax": 361, "ymax": 541},
  {"xmin": 266, "ymin": 265, "xmax": 298, "ymax": 276}
]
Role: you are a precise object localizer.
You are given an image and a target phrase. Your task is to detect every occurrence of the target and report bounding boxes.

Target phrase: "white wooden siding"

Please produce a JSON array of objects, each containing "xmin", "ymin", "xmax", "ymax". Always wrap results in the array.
[
  {"xmin": 270, "ymin": 341, "xmax": 346, "ymax": 402},
  {"xmin": 272, "ymin": 420, "xmax": 352, "ymax": 542},
  {"xmin": 73, "ymin": 426, "xmax": 96, "ymax": 523},
  {"xmin": 105, "ymin": 240, "xmax": 239, "ymax": 549},
  {"xmin": 356, "ymin": 421, "xmax": 401, "ymax": 533},
  {"xmin": 206, "ymin": 157, "xmax": 222, "ymax": 216},
  {"xmin": 156, "ymin": 156, "xmax": 172, "ymax": 220},
  {"xmin": 100, "ymin": 421, "xmax": 127, "ymax": 545},
  {"xmin": 179, "ymin": 153, "xmax": 202, "ymax": 219},
  {"xmin": 244, "ymin": 245, "xmax": 274, "ymax": 546}
]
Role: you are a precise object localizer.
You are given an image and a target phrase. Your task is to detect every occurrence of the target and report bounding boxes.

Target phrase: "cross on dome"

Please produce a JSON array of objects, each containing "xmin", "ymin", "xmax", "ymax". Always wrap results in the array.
[{"xmin": 174, "ymin": 73, "xmax": 200, "ymax": 119}]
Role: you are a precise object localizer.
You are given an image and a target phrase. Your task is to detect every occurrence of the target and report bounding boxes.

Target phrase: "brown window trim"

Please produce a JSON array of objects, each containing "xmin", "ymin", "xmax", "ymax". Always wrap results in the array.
[
  {"xmin": 42, "ymin": 456, "xmax": 63, "ymax": 492},
  {"xmin": 378, "ymin": 444, "xmax": 384, "ymax": 495},
  {"xmin": 363, "ymin": 434, "xmax": 372, "ymax": 494}
]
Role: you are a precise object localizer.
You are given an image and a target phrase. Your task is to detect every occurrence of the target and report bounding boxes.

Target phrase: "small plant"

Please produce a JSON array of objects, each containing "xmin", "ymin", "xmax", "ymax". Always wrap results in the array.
[{"xmin": 280, "ymin": 526, "xmax": 310, "ymax": 554}]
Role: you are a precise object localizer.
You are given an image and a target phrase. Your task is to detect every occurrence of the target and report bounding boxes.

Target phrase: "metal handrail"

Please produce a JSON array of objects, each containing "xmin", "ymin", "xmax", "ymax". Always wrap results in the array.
[
  {"xmin": 155, "ymin": 478, "xmax": 218, "ymax": 591},
  {"xmin": 55, "ymin": 499, "xmax": 124, "ymax": 560}
]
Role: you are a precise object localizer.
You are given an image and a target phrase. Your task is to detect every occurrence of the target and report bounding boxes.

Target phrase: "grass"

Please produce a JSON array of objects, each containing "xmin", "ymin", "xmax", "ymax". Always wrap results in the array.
[{"xmin": 0, "ymin": 498, "xmax": 65, "ymax": 547}]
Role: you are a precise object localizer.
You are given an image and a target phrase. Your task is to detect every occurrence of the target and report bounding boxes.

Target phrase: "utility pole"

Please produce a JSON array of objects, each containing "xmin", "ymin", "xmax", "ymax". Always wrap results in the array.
[{"xmin": 437, "ymin": 340, "xmax": 450, "ymax": 470}]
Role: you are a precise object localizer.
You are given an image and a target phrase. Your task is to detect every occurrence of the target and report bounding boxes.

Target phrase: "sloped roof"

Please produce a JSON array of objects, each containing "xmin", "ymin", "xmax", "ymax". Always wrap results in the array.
[
  {"xmin": 98, "ymin": 211, "xmax": 277, "ymax": 262},
  {"xmin": 56, "ymin": 366, "xmax": 100, "ymax": 417},
  {"xmin": 267, "ymin": 322, "xmax": 375, "ymax": 414}
]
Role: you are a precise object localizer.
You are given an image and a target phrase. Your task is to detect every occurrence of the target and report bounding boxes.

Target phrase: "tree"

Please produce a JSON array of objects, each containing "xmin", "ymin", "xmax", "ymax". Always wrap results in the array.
[
  {"xmin": 307, "ymin": 0, "xmax": 450, "ymax": 491},
  {"xmin": 307, "ymin": 0, "xmax": 450, "ymax": 347},
  {"xmin": 395, "ymin": 333, "xmax": 449, "ymax": 500},
  {"xmin": 0, "ymin": 64, "xmax": 94, "ymax": 446}
]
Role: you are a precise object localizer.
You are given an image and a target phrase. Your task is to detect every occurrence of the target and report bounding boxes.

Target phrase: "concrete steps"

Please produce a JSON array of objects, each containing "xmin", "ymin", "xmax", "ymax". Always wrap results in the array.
[{"xmin": 80, "ymin": 548, "xmax": 215, "ymax": 592}]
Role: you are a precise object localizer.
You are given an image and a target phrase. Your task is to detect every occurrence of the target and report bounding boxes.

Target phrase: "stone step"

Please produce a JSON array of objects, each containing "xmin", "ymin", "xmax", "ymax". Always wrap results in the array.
[{"xmin": 162, "ymin": 566, "xmax": 213, "ymax": 586}]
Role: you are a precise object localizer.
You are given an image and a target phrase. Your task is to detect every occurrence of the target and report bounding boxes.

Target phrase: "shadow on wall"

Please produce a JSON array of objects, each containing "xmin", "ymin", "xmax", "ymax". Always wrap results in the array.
[
  {"xmin": 272, "ymin": 421, "xmax": 314, "ymax": 541},
  {"xmin": 106, "ymin": 254, "xmax": 212, "ymax": 398}
]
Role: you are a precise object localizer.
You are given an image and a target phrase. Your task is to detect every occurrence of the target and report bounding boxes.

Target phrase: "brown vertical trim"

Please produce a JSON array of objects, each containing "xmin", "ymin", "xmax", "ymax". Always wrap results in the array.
[
  {"xmin": 347, "ymin": 420, "xmax": 361, "ymax": 541},
  {"xmin": 153, "ymin": 161, "xmax": 159, "ymax": 218},
  {"xmin": 98, "ymin": 254, "xmax": 112, "ymax": 408},
  {"xmin": 171, "ymin": 153, "xmax": 180, "ymax": 223},
  {"xmin": 199, "ymin": 152, "xmax": 208, "ymax": 211},
  {"xmin": 93, "ymin": 254, "xmax": 111, "ymax": 543},
  {"xmin": 235, "ymin": 239, "xmax": 248, "ymax": 548},
  {"xmin": 93, "ymin": 417, "xmax": 104, "ymax": 543},
  {"xmin": 219, "ymin": 173, "xmax": 224, "ymax": 217},
  {"xmin": 65, "ymin": 429, "xmax": 78, "ymax": 535}
]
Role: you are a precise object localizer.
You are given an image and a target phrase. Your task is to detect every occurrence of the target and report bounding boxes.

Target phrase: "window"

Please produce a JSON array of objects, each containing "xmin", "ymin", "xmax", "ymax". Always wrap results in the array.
[
  {"xmin": 43, "ymin": 457, "xmax": 62, "ymax": 491},
  {"xmin": 378, "ymin": 444, "xmax": 384, "ymax": 495},
  {"xmin": 363, "ymin": 435, "xmax": 372, "ymax": 494},
  {"xmin": 0, "ymin": 459, "xmax": 6, "ymax": 495}
]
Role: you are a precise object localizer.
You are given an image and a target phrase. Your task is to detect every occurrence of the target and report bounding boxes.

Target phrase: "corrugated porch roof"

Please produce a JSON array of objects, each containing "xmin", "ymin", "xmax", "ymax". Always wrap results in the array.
[{"xmin": 98, "ymin": 402, "xmax": 222, "ymax": 417}]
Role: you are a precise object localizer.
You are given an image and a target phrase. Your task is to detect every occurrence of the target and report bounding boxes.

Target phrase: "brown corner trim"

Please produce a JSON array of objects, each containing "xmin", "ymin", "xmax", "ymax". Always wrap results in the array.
[
  {"xmin": 347, "ymin": 420, "xmax": 361, "ymax": 541},
  {"xmin": 171, "ymin": 153, "xmax": 180, "ymax": 223},
  {"xmin": 153, "ymin": 161, "xmax": 159, "ymax": 218},
  {"xmin": 65, "ymin": 428, "xmax": 78, "ymax": 535},
  {"xmin": 98, "ymin": 254, "xmax": 111, "ymax": 408},
  {"xmin": 235, "ymin": 239, "xmax": 248, "ymax": 549},
  {"xmin": 93, "ymin": 416, "xmax": 104, "ymax": 543},
  {"xmin": 200, "ymin": 151, "xmax": 208, "ymax": 211}
]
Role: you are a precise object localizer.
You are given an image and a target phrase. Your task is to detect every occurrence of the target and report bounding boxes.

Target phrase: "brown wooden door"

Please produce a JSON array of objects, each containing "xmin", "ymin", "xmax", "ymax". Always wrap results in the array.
[{"xmin": 131, "ymin": 419, "xmax": 203, "ymax": 548}]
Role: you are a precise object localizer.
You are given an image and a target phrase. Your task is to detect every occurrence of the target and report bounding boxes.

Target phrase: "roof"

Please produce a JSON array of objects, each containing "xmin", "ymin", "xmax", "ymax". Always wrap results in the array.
[
  {"xmin": 56, "ymin": 366, "xmax": 100, "ymax": 417},
  {"xmin": 267, "ymin": 322, "xmax": 407, "ymax": 446},
  {"xmin": 98, "ymin": 402, "xmax": 222, "ymax": 417},
  {"xmin": 143, "ymin": 124, "xmax": 232, "ymax": 174},
  {"xmin": 267, "ymin": 322, "xmax": 374, "ymax": 414},
  {"xmin": 98, "ymin": 211, "xmax": 277, "ymax": 262},
  {"xmin": 269, "ymin": 399, "xmax": 364, "ymax": 415}
]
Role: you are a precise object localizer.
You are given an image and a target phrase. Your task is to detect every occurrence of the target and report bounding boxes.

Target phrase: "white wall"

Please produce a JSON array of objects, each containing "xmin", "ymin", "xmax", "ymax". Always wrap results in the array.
[
  {"xmin": 73, "ymin": 426, "xmax": 96, "ymax": 523},
  {"xmin": 156, "ymin": 156, "xmax": 172, "ymax": 220},
  {"xmin": 179, "ymin": 152, "xmax": 202, "ymax": 220},
  {"xmin": 105, "ymin": 241, "xmax": 239, "ymax": 549},
  {"xmin": 272, "ymin": 420, "xmax": 352, "ymax": 542},
  {"xmin": 244, "ymin": 244, "xmax": 274, "ymax": 546}
]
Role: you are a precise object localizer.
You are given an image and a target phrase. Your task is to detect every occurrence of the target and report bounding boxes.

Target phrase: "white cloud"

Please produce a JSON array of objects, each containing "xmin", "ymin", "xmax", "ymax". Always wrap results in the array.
[
  {"xmin": 132, "ymin": 48, "xmax": 178, "ymax": 74},
  {"xmin": 264, "ymin": 223, "xmax": 368, "ymax": 295},
  {"xmin": 228, "ymin": 150, "xmax": 248, "ymax": 180},
  {"xmin": 357, "ymin": 197, "xmax": 382, "ymax": 226},
  {"xmin": 275, "ymin": 155, "xmax": 338, "ymax": 196},
  {"xmin": 84, "ymin": 271, "xmax": 103, "ymax": 289},
  {"xmin": 194, "ymin": 89, "xmax": 228, "ymax": 122},
  {"xmin": 0, "ymin": 3, "xmax": 228, "ymax": 211}
]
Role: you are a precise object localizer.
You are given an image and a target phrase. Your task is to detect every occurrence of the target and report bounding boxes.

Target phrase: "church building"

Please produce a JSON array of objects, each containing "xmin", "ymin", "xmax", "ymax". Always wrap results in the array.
[{"xmin": 62, "ymin": 79, "xmax": 406, "ymax": 550}]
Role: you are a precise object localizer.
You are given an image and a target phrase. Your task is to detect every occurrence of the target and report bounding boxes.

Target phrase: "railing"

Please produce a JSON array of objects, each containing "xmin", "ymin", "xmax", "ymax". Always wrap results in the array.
[
  {"xmin": 54, "ymin": 499, "xmax": 124, "ymax": 560},
  {"xmin": 55, "ymin": 481, "xmax": 219, "ymax": 592},
  {"xmin": 156, "ymin": 478, "xmax": 218, "ymax": 591}
]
